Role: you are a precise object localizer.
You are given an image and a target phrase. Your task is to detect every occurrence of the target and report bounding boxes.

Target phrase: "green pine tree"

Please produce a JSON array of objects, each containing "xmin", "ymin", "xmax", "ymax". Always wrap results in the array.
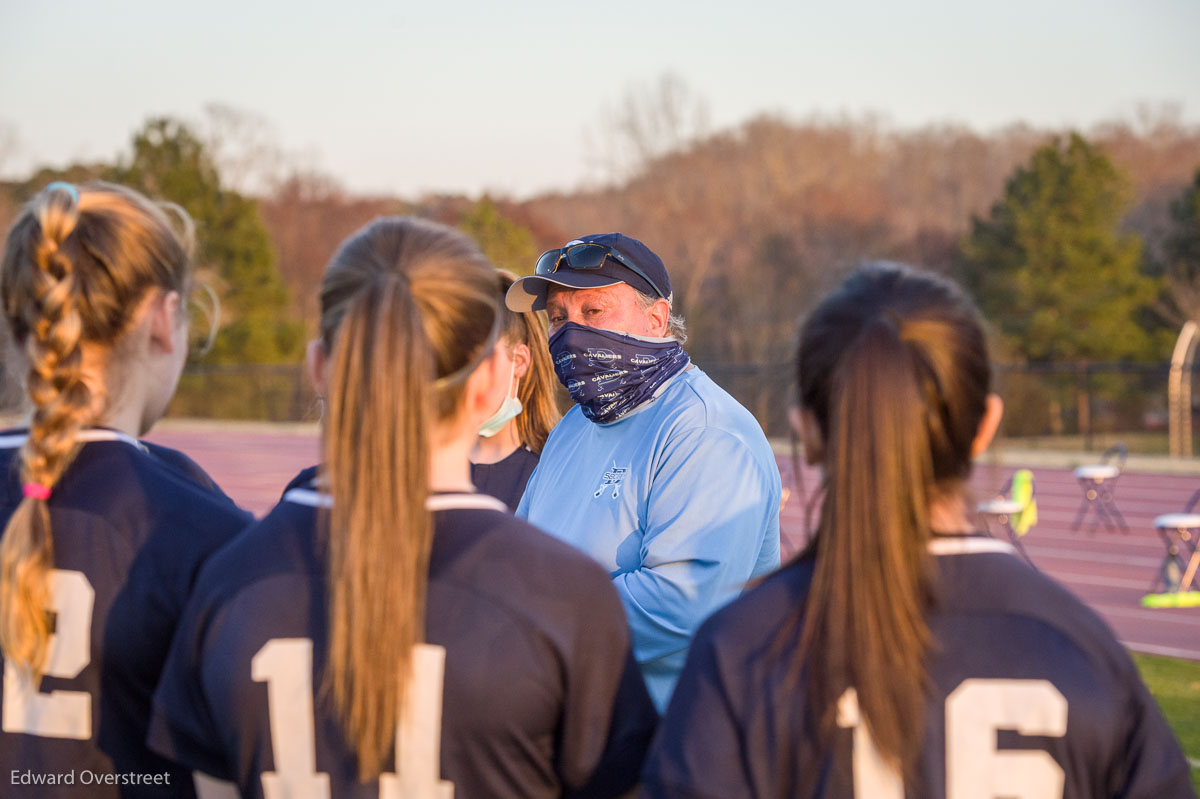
[
  {"xmin": 110, "ymin": 118, "xmax": 302, "ymax": 364},
  {"xmin": 962, "ymin": 133, "xmax": 1165, "ymax": 363},
  {"xmin": 1164, "ymin": 167, "xmax": 1200, "ymax": 324},
  {"xmin": 458, "ymin": 196, "xmax": 537, "ymax": 276}
]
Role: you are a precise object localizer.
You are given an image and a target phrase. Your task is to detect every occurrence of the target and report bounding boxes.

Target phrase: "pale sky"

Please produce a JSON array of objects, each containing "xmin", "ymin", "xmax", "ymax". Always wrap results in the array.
[{"xmin": 1, "ymin": 0, "xmax": 1197, "ymax": 198}]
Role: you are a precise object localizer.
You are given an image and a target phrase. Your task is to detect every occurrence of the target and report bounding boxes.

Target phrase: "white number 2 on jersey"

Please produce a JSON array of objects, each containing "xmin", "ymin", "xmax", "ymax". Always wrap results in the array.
[
  {"xmin": 838, "ymin": 679, "xmax": 1068, "ymax": 798},
  {"xmin": 2, "ymin": 569, "xmax": 95, "ymax": 739},
  {"xmin": 252, "ymin": 638, "xmax": 454, "ymax": 799}
]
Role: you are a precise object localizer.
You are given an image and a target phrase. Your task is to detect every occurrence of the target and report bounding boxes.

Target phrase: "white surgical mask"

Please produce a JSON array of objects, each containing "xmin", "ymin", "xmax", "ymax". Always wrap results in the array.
[{"xmin": 478, "ymin": 361, "xmax": 523, "ymax": 437}]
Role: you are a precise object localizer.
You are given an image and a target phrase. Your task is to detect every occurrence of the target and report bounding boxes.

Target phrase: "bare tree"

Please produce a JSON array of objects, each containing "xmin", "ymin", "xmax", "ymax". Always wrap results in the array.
[
  {"xmin": 0, "ymin": 120, "xmax": 22, "ymax": 187},
  {"xmin": 587, "ymin": 72, "xmax": 711, "ymax": 183},
  {"xmin": 203, "ymin": 103, "xmax": 286, "ymax": 195}
]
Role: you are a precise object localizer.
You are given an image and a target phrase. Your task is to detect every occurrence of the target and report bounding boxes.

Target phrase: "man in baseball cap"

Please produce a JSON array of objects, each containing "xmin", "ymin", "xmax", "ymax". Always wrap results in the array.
[
  {"xmin": 507, "ymin": 232, "xmax": 672, "ymax": 312},
  {"xmin": 506, "ymin": 232, "xmax": 781, "ymax": 712}
]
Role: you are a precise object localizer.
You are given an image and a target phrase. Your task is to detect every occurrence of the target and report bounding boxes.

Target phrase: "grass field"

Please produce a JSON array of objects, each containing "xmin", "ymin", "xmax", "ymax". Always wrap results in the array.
[{"xmin": 1134, "ymin": 653, "xmax": 1200, "ymax": 791}]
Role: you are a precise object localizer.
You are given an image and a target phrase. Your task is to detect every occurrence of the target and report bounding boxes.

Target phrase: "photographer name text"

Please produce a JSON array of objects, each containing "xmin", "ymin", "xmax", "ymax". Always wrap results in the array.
[{"xmin": 11, "ymin": 769, "xmax": 172, "ymax": 787}]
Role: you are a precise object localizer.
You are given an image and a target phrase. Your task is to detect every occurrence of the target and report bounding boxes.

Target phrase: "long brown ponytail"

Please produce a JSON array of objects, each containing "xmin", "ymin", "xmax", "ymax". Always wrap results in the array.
[
  {"xmin": 794, "ymin": 263, "xmax": 990, "ymax": 779},
  {"xmin": 318, "ymin": 217, "xmax": 498, "ymax": 779},
  {"xmin": 0, "ymin": 182, "xmax": 191, "ymax": 678}
]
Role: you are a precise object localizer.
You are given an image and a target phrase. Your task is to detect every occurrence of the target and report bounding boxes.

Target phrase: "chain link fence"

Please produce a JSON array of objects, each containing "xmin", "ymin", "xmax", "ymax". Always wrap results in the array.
[
  {"xmin": 707, "ymin": 361, "xmax": 1189, "ymax": 454},
  {"xmin": 0, "ymin": 362, "xmax": 317, "ymax": 424},
  {"xmin": 1, "ymin": 360, "xmax": 1195, "ymax": 455},
  {"xmin": 991, "ymin": 363, "xmax": 1177, "ymax": 454}
]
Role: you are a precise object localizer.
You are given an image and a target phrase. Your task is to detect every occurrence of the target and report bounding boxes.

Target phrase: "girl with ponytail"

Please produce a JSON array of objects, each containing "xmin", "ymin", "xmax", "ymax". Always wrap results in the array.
[
  {"xmin": 150, "ymin": 217, "xmax": 656, "ymax": 799},
  {"xmin": 0, "ymin": 182, "xmax": 252, "ymax": 796},
  {"xmin": 643, "ymin": 263, "xmax": 1193, "ymax": 798}
]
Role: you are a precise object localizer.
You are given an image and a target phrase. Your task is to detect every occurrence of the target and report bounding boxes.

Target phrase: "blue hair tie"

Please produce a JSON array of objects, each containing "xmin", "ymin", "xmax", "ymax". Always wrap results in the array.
[{"xmin": 45, "ymin": 181, "xmax": 79, "ymax": 203}]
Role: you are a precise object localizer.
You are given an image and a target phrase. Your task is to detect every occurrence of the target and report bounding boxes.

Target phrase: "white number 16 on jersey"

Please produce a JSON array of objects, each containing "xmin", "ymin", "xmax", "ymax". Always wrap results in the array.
[
  {"xmin": 839, "ymin": 679, "xmax": 1068, "ymax": 798},
  {"xmin": 251, "ymin": 638, "xmax": 454, "ymax": 799}
]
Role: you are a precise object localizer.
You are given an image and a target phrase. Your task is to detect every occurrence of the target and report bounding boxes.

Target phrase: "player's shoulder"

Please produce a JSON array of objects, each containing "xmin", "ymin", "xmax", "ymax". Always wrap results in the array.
[
  {"xmin": 937, "ymin": 541, "xmax": 1106, "ymax": 626},
  {"xmin": 433, "ymin": 495, "xmax": 622, "ymax": 610},
  {"xmin": 6, "ymin": 430, "xmax": 252, "ymax": 539},
  {"xmin": 195, "ymin": 493, "xmax": 319, "ymax": 602},
  {"xmin": 279, "ymin": 464, "xmax": 319, "ymax": 499},
  {"xmin": 85, "ymin": 437, "xmax": 243, "ymax": 512},
  {"xmin": 435, "ymin": 495, "xmax": 614, "ymax": 579},
  {"xmin": 0, "ymin": 431, "xmax": 252, "ymax": 601},
  {"xmin": 141, "ymin": 440, "xmax": 233, "ymax": 500},
  {"xmin": 696, "ymin": 559, "xmax": 814, "ymax": 654},
  {"xmin": 501, "ymin": 444, "xmax": 540, "ymax": 474},
  {"xmin": 934, "ymin": 538, "xmax": 1136, "ymax": 676}
]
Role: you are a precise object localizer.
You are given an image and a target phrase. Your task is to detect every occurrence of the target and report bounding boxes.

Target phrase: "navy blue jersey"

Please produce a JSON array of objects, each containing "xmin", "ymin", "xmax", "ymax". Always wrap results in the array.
[
  {"xmin": 150, "ymin": 487, "xmax": 658, "ymax": 798},
  {"xmin": 470, "ymin": 446, "xmax": 539, "ymax": 512},
  {"xmin": 279, "ymin": 465, "xmax": 318, "ymax": 499},
  {"xmin": 643, "ymin": 536, "xmax": 1195, "ymax": 799},
  {"xmin": 142, "ymin": 441, "xmax": 235, "ymax": 503},
  {"xmin": 0, "ymin": 428, "xmax": 253, "ymax": 798}
]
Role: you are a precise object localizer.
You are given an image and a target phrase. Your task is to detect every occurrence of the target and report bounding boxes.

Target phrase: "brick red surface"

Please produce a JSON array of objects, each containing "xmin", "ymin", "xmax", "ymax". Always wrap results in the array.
[
  {"xmin": 145, "ymin": 428, "xmax": 319, "ymax": 517},
  {"xmin": 782, "ymin": 456, "xmax": 1200, "ymax": 661},
  {"xmin": 146, "ymin": 428, "xmax": 1200, "ymax": 661}
]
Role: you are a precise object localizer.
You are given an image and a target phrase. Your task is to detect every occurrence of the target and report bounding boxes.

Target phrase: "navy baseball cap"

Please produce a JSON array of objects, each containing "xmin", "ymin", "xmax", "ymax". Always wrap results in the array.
[{"xmin": 505, "ymin": 233, "xmax": 673, "ymax": 313}]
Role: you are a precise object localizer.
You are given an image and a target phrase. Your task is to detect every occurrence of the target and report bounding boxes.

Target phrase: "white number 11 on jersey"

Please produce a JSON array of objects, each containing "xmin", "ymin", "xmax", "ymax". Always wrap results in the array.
[{"xmin": 252, "ymin": 638, "xmax": 454, "ymax": 799}]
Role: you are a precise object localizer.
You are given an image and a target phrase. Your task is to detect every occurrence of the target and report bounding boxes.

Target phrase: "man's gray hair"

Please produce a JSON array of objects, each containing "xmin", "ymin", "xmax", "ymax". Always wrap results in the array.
[{"xmin": 634, "ymin": 290, "xmax": 688, "ymax": 345}]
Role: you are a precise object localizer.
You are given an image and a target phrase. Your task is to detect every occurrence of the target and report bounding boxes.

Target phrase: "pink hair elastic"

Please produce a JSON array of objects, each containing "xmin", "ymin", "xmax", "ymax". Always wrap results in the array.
[{"xmin": 22, "ymin": 483, "xmax": 51, "ymax": 501}]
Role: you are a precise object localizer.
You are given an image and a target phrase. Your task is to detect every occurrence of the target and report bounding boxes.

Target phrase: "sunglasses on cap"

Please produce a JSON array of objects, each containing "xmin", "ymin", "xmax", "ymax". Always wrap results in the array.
[{"xmin": 534, "ymin": 243, "xmax": 667, "ymax": 301}]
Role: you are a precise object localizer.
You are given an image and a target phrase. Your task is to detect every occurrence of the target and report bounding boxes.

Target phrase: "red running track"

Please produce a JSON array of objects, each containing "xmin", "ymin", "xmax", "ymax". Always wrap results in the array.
[
  {"xmin": 147, "ymin": 426, "xmax": 1200, "ymax": 662},
  {"xmin": 782, "ymin": 457, "xmax": 1200, "ymax": 661}
]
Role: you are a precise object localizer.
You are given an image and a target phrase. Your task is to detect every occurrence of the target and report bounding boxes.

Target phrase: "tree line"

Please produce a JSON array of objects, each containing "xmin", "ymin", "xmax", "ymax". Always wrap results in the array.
[{"xmin": 2, "ymin": 107, "xmax": 1200, "ymax": 432}]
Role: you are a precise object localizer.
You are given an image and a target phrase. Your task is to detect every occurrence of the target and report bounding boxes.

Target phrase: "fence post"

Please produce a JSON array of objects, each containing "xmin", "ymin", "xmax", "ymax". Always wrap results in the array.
[
  {"xmin": 1168, "ymin": 322, "xmax": 1198, "ymax": 458},
  {"xmin": 1087, "ymin": 364, "xmax": 1094, "ymax": 452},
  {"xmin": 1078, "ymin": 362, "xmax": 1093, "ymax": 452}
]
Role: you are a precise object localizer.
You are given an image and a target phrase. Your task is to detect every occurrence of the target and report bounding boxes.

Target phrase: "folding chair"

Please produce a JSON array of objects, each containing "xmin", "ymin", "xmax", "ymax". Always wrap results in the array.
[
  {"xmin": 1143, "ymin": 488, "xmax": 1200, "ymax": 608},
  {"xmin": 1070, "ymin": 442, "xmax": 1128, "ymax": 534},
  {"xmin": 977, "ymin": 469, "xmax": 1037, "ymax": 566}
]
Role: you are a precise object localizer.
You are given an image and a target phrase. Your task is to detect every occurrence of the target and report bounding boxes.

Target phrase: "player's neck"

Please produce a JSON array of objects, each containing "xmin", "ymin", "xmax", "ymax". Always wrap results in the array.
[
  {"xmin": 928, "ymin": 491, "xmax": 974, "ymax": 535},
  {"xmin": 88, "ymin": 356, "xmax": 150, "ymax": 439},
  {"xmin": 471, "ymin": 423, "xmax": 521, "ymax": 465},
  {"xmin": 98, "ymin": 401, "xmax": 149, "ymax": 439},
  {"xmin": 430, "ymin": 436, "xmax": 478, "ymax": 494}
]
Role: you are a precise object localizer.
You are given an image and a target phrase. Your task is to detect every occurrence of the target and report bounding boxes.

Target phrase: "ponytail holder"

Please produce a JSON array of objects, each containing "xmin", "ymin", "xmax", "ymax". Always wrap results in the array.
[
  {"xmin": 45, "ymin": 181, "xmax": 79, "ymax": 203},
  {"xmin": 22, "ymin": 482, "xmax": 52, "ymax": 501}
]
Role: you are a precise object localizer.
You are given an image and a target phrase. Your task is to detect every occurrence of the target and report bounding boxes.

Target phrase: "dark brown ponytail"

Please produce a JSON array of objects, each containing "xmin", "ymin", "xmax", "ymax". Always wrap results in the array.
[{"xmin": 794, "ymin": 263, "xmax": 990, "ymax": 778}]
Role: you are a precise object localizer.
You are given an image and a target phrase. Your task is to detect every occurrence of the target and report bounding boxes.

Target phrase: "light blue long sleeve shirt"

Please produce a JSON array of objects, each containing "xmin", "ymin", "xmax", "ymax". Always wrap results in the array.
[{"xmin": 517, "ymin": 367, "xmax": 781, "ymax": 710}]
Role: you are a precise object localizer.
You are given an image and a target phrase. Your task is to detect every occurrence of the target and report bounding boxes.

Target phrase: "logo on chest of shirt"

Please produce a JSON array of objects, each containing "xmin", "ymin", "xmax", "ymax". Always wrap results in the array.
[{"xmin": 594, "ymin": 462, "xmax": 629, "ymax": 499}]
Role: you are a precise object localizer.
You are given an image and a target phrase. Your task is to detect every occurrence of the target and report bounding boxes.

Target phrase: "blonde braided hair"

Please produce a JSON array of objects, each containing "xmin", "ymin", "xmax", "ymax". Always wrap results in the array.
[{"xmin": 0, "ymin": 181, "xmax": 192, "ymax": 678}]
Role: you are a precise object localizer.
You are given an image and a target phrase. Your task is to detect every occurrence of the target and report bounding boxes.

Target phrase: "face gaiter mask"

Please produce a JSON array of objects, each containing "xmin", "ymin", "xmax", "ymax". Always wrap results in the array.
[{"xmin": 548, "ymin": 321, "xmax": 690, "ymax": 424}]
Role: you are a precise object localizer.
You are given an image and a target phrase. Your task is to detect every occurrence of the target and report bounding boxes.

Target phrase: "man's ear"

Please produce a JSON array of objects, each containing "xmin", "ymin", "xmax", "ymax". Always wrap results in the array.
[
  {"xmin": 148, "ymin": 290, "xmax": 182, "ymax": 353},
  {"xmin": 306, "ymin": 338, "xmax": 328, "ymax": 397},
  {"xmin": 645, "ymin": 298, "xmax": 671, "ymax": 338}
]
